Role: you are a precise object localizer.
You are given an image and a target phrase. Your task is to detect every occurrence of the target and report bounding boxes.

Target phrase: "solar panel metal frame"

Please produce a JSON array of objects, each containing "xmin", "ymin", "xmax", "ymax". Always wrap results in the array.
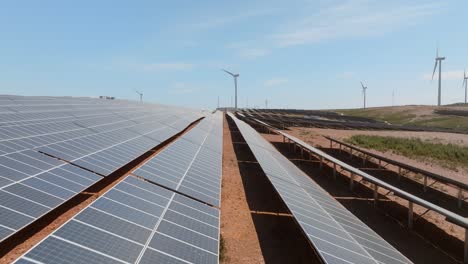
[{"xmin": 228, "ymin": 113, "xmax": 412, "ymax": 264}]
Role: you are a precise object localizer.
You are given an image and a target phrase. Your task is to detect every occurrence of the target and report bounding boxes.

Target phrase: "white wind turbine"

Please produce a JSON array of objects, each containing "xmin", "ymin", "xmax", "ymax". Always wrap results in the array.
[
  {"xmin": 222, "ymin": 69, "xmax": 239, "ymax": 110},
  {"xmin": 463, "ymin": 69, "xmax": 468, "ymax": 104},
  {"xmin": 135, "ymin": 90, "xmax": 143, "ymax": 103},
  {"xmin": 432, "ymin": 48, "xmax": 445, "ymax": 106},
  {"xmin": 361, "ymin": 81, "xmax": 368, "ymax": 109}
]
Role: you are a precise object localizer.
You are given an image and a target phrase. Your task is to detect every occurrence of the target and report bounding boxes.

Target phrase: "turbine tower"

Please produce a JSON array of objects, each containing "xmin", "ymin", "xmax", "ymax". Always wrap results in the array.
[
  {"xmin": 135, "ymin": 90, "xmax": 143, "ymax": 103},
  {"xmin": 432, "ymin": 48, "xmax": 445, "ymax": 106},
  {"xmin": 463, "ymin": 69, "xmax": 468, "ymax": 104},
  {"xmin": 222, "ymin": 69, "xmax": 239, "ymax": 110},
  {"xmin": 361, "ymin": 81, "xmax": 368, "ymax": 109}
]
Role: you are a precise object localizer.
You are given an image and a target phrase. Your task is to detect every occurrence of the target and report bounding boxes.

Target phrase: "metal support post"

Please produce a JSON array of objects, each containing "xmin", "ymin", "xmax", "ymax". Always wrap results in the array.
[
  {"xmin": 408, "ymin": 201, "xmax": 413, "ymax": 229},
  {"xmin": 373, "ymin": 184, "xmax": 378, "ymax": 206},
  {"xmin": 459, "ymin": 187, "xmax": 464, "ymax": 209},
  {"xmin": 423, "ymin": 175, "xmax": 427, "ymax": 192},
  {"xmin": 333, "ymin": 164, "xmax": 337, "ymax": 179}
]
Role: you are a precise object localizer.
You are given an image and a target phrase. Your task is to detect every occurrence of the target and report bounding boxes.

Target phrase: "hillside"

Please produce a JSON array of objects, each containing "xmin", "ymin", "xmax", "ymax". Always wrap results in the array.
[{"xmin": 336, "ymin": 105, "xmax": 468, "ymax": 132}]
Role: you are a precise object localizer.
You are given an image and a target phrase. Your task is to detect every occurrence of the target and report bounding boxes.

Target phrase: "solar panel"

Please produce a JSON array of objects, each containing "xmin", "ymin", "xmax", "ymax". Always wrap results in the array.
[
  {"xmin": 132, "ymin": 112, "xmax": 223, "ymax": 206},
  {"xmin": 0, "ymin": 163, "xmax": 101, "ymax": 242},
  {"xmin": 16, "ymin": 176, "xmax": 220, "ymax": 264},
  {"xmin": 0, "ymin": 95, "xmax": 205, "ymax": 242},
  {"xmin": 229, "ymin": 113, "xmax": 412, "ymax": 264}
]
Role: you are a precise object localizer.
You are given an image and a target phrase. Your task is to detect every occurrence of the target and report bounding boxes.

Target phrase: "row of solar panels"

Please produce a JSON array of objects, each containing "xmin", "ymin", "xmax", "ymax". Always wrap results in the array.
[
  {"xmin": 228, "ymin": 113, "xmax": 412, "ymax": 264},
  {"xmin": 15, "ymin": 111, "xmax": 223, "ymax": 264},
  {"xmin": 0, "ymin": 96, "xmax": 206, "ymax": 244},
  {"xmin": 16, "ymin": 175, "xmax": 220, "ymax": 264}
]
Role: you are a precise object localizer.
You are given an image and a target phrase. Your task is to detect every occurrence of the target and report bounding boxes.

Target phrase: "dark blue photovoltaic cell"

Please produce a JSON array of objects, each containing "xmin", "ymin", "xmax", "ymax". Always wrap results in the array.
[
  {"xmin": 132, "ymin": 112, "xmax": 223, "ymax": 207},
  {"xmin": 16, "ymin": 176, "xmax": 221, "ymax": 264}
]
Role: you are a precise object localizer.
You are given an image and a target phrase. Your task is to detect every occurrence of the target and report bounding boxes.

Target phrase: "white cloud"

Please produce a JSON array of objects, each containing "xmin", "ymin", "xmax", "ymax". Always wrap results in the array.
[
  {"xmin": 238, "ymin": 48, "xmax": 270, "ymax": 59},
  {"xmin": 272, "ymin": 1, "xmax": 441, "ymax": 47},
  {"xmin": 265, "ymin": 78, "xmax": 288, "ymax": 87},
  {"xmin": 140, "ymin": 63, "xmax": 194, "ymax": 71},
  {"xmin": 422, "ymin": 70, "xmax": 465, "ymax": 81}
]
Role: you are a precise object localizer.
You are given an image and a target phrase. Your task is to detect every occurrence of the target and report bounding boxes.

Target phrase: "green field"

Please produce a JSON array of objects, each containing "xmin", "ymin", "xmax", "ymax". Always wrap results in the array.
[
  {"xmin": 345, "ymin": 135, "xmax": 468, "ymax": 170},
  {"xmin": 337, "ymin": 106, "xmax": 468, "ymax": 132}
]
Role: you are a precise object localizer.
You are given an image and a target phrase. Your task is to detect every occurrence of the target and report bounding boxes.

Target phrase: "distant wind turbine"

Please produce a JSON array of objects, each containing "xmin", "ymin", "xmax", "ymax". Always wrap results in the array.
[
  {"xmin": 360, "ymin": 81, "xmax": 368, "ymax": 109},
  {"xmin": 432, "ymin": 47, "xmax": 445, "ymax": 106},
  {"xmin": 463, "ymin": 69, "xmax": 468, "ymax": 104},
  {"xmin": 222, "ymin": 69, "xmax": 239, "ymax": 110},
  {"xmin": 135, "ymin": 90, "xmax": 143, "ymax": 103}
]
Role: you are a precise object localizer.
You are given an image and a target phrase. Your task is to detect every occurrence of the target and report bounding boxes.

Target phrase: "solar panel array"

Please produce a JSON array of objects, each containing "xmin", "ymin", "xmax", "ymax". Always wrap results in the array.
[
  {"xmin": 229, "ymin": 113, "xmax": 412, "ymax": 264},
  {"xmin": 16, "ymin": 175, "xmax": 220, "ymax": 264},
  {"xmin": 0, "ymin": 95, "xmax": 204, "ymax": 243},
  {"xmin": 132, "ymin": 112, "xmax": 223, "ymax": 206},
  {"xmin": 11, "ymin": 105, "xmax": 223, "ymax": 263}
]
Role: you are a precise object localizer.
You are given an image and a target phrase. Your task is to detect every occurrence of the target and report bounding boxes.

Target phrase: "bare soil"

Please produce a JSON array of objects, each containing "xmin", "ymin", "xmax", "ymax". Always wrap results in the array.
[
  {"xmin": 289, "ymin": 127, "xmax": 468, "ymax": 184},
  {"xmin": 220, "ymin": 115, "xmax": 264, "ymax": 264}
]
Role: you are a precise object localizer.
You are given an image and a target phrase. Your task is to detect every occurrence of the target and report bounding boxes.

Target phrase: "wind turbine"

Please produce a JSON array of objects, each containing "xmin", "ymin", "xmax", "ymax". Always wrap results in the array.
[
  {"xmin": 463, "ymin": 69, "xmax": 468, "ymax": 104},
  {"xmin": 135, "ymin": 90, "xmax": 143, "ymax": 103},
  {"xmin": 360, "ymin": 81, "xmax": 368, "ymax": 109},
  {"xmin": 432, "ymin": 48, "xmax": 445, "ymax": 106},
  {"xmin": 222, "ymin": 69, "xmax": 239, "ymax": 110}
]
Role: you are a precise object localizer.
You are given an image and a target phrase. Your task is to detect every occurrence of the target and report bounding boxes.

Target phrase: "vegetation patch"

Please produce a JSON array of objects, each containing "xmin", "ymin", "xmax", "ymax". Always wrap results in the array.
[
  {"xmin": 345, "ymin": 135, "xmax": 468, "ymax": 170},
  {"xmin": 219, "ymin": 234, "xmax": 226, "ymax": 262}
]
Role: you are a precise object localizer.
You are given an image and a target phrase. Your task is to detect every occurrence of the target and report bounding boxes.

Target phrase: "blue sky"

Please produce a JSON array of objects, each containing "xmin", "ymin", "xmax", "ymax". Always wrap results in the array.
[{"xmin": 0, "ymin": 0, "xmax": 467, "ymax": 109}]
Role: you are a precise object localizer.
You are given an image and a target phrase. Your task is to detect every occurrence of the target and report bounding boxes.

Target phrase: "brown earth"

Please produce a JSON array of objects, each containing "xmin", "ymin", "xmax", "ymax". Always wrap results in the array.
[
  {"xmin": 220, "ymin": 114, "xmax": 264, "ymax": 264},
  {"xmin": 289, "ymin": 127, "xmax": 468, "ymax": 184}
]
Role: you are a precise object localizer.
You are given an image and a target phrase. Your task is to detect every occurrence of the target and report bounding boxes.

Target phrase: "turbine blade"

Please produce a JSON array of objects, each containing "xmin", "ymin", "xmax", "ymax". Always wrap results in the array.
[
  {"xmin": 360, "ymin": 81, "xmax": 365, "ymax": 88},
  {"xmin": 222, "ymin": 69, "xmax": 235, "ymax": 77},
  {"xmin": 432, "ymin": 61, "xmax": 438, "ymax": 81}
]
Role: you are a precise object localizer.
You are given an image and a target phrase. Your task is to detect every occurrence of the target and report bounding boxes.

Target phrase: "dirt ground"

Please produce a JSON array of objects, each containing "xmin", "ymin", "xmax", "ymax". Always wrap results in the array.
[
  {"xmin": 288, "ymin": 127, "xmax": 468, "ymax": 184},
  {"xmin": 220, "ymin": 115, "xmax": 264, "ymax": 264}
]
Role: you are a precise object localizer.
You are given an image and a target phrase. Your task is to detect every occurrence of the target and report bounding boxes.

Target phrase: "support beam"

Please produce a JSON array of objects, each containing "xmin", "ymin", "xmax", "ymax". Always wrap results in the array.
[
  {"xmin": 350, "ymin": 173, "xmax": 355, "ymax": 191},
  {"xmin": 408, "ymin": 201, "xmax": 414, "ymax": 229},
  {"xmin": 373, "ymin": 184, "xmax": 378, "ymax": 206},
  {"xmin": 459, "ymin": 187, "xmax": 464, "ymax": 209},
  {"xmin": 398, "ymin": 167, "xmax": 402, "ymax": 182},
  {"xmin": 333, "ymin": 164, "xmax": 337, "ymax": 180},
  {"xmin": 423, "ymin": 175, "xmax": 427, "ymax": 192}
]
